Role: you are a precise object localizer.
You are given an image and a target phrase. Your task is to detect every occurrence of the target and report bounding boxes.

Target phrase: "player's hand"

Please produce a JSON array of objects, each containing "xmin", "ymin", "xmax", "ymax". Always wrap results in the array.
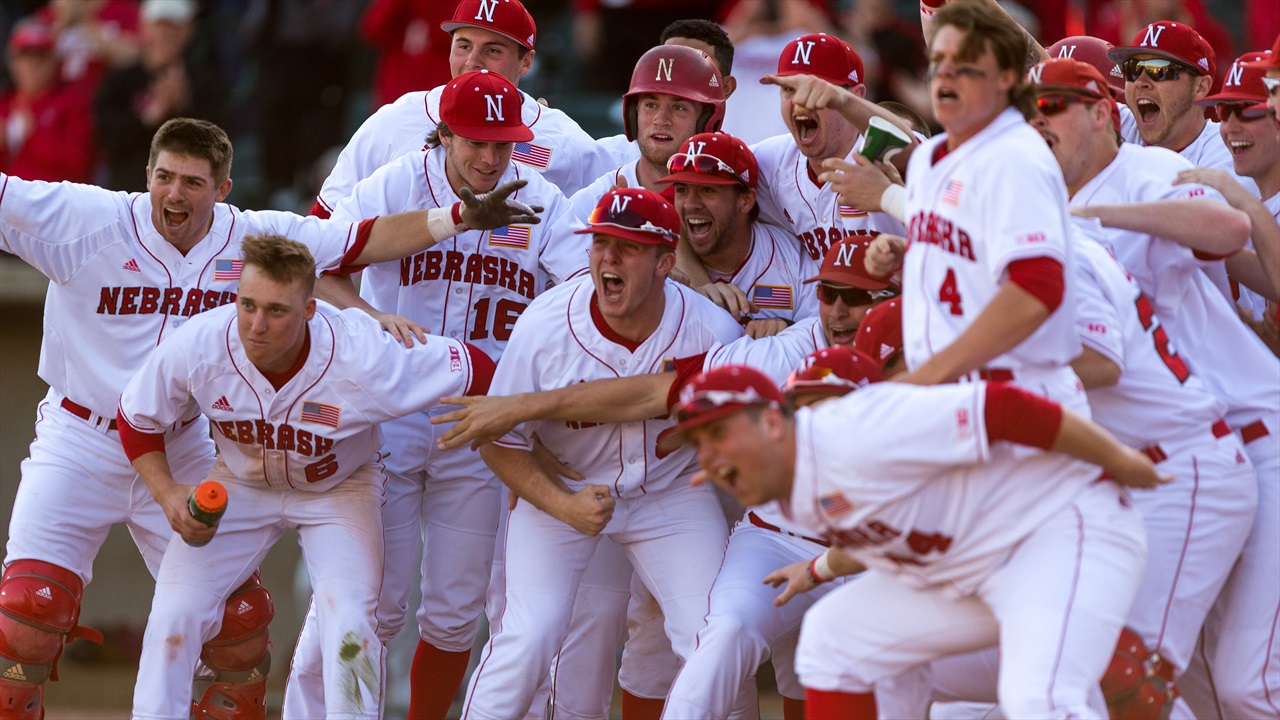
[
  {"xmin": 865, "ymin": 234, "xmax": 906, "ymax": 276},
  {"xmin": 819, "ymin": 155, "xmax": 894, "ymax": 212},
  {"xmin": 458, "ymin": 180, "xmax": 544, "ymax": 231},
  {"xmin": 373, "ymin": 311, "xmax": 428, "ymax": 347},
  {"xmin": 760, "ymin": 73, "xmax": 850, "ymax": 114},
  {"xmin": 1174, "ymin": 167, "xmax": 1252, "ymax": 206},
  {"xmin": 432, "ymin": 395, "xmax": 527, "ymax": 450},
  {"xmin": 744, "ymin": 317, "xmax": 790, "ymax": 339},
  {"xmin": 533, "ymin": 436, "xmax": 584, "ymax": 482},
  {"xmin": 763, "ymin": 560, "xmax": 818, "ymax": 607},
  {"xmin": 1109, "ymin": 448, "xmax": 1173, "ymax": 490},
  {"xmin": 611, "ymin": 175, "xmax": 629, "ymax": 191},
  {"xmin": 697, "ymin": 282, "xmax": 758, "ymax": 320},
  {"xmin": 554, "ymin": 484, "xmax": 615, "ymax": 536},
  {"xmin": 157, "ymin": 483, "xmax": 218, "ymax": 546}
]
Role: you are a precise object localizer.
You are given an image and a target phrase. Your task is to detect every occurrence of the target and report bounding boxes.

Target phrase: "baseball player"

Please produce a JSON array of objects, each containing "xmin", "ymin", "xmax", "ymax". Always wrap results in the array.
[
  {"xmin": 666, "ymin": 363, "xmax": 1163, "ymax": 719},
  {"xmin": 312, "ymin": 0, "xmax": 615, "ymax": 220},
  {"xmin": 117, "ymin": 234, "xmax": 494, "ymax": 720},
  {"xmin": 458, "ymin": 188, "xmax": 742, "ymax": 720},
  {"xmin": 661, "ymin": 131, "xmax": 820, "ymax": 336},
  {"xmin": 0, "ymin": 117, "xmax": 536, "ymax": 718},
  {"xmin": 567, "ymin": 44, "xmax": 727, "ymax": 222},
  {"xmin": 429, "ymin": 236, "xmax": 896, "ymax": 720},
  {"xmin": 748, "ymin": 33, "xmax": 911, "ymax": 265},
  {"xmin": 1026, "ymin": 56, "xmax": 1280, "ymax": 719},
  {"xmin": 283, "ymin": 69, "xmax": 587, "ymax": 719}
]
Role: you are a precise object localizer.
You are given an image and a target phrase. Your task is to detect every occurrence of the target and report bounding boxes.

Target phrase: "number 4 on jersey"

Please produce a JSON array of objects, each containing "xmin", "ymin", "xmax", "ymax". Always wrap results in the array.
[{"xmin": 938, "ymin": 268, "xmax": 963, "ymax": 315}]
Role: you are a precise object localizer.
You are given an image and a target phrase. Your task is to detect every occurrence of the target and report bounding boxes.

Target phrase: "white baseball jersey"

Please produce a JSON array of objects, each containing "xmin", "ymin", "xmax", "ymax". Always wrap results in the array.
[
  {"xmin": 315, "ymin": 86, "xmax": 617, "ymax": 215},
  {"xmin": 751, "ymin": 132, "xmax": 907, "ymax": 263},
  {"xmin": 331, "ymin": 147, "xmax": 589, "ymax": 360},
  {"xmin": 596, "ymin": 132, "xmax": 641, "ymax": 168},
  {"xmin": 786, "ymin": 382, "xmax": 1099, "ymax": 593},
  {"xmin": 1069, "ymin": 143, "xmax": 1280, "ymax": 427},
  {"xmin": 118, "ymin": 301, "xmax": 481, "ymax": 492},
  {"xmin": 570, "ymin": 160, "xmax": 643, "ymax": 224},
  {"xmin": 705, "ymin": 221, "xmax": 821, "ymax": 323},
  {"xmin": 1071, "ymin": 226, "xmax": 1227, "ymax": 447},
  {"xmin": 0, "ymin": 174, "xmax": 377, "ymax": 419},
  {"xmin": 901, "ymin": 108, "xmax": 1081, "ymax": 372},
  {"xmin": 492, "ymin": 277, "xmax": 742, "ymax": 498}
]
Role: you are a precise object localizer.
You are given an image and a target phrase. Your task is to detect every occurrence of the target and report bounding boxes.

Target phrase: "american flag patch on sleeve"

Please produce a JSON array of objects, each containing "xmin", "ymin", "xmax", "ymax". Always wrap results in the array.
[
  {"xmin": 213, "ymin": 258, "xmax": 243, "ymax": 282},
  {"xmin": 512, "ymin": 142, "xmax": 552, "ymax": 169},
  {"xmin": 752, "ymin": 284, "xmax": 793, "ymax": 310},
  {"xmin": 300, "ymin": 401, "xmax": 341, "ymax": 428},
  {"xmin": 489, "ymin": 225, "xmax": 531, "ymax": 249}
]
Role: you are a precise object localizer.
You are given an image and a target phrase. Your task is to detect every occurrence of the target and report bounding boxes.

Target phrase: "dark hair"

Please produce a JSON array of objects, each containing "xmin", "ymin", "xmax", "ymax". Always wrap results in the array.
[
  {"xmin": 929, "ymin": 0, "xmax": 1037, "ymax": 118},
  {"xmin": 425, "ymin": 122, "xmax": 454, "ymax": 149},
  {"xmin": 149, "ymin": 118, "xmax": 233, "ymax": 183},
  {"xmin": 660, "ymin": 19, "xmax": 734, "ymax": 76},
  {"xmin": 877, "ymin": 101, "xmax": 932, "ymax": 138},
  {"xmin": 241, "ymin": 234, "xmax": 316, "ymax": 297}
]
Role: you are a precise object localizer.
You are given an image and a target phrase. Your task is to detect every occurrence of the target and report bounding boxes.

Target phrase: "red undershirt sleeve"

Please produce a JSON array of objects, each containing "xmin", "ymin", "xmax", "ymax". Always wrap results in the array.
[
  {"xmin": 335, "ymin": 217, "xmax": 377, "ymax": 273},
  {"xmin": 464, "ymin": 344, "xmax": 496, "ymax": 397},
  {"xmin": 666, "ymin": 353, "xmax": 709, "ymax": 412},
  {"xmin": 983, "ymin": 383, "xmax": 1063, "ymax": 450},
  {"xmin": 309, "ymin": 200, "xmax": 331, "ymax": 219},
  {"xmin": 1006, "ymin": 256, "xmax": 1064, "ymax": 312},
  {"xmin": 117, "ymin": 409, "xmax": 168, "ymax": 462}
]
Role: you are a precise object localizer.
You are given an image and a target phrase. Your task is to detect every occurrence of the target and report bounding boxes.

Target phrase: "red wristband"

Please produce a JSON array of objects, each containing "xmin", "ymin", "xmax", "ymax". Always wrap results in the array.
[
  {"xmin": 807, "ymin": 556, "xmax": 831, "ymax": 584},
  {"xmin": 451, "ymin": 201, "xmax": 465, "ymax": 227}
]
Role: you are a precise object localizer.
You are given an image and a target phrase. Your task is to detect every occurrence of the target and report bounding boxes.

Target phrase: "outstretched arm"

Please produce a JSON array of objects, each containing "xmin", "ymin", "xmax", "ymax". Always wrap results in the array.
[{"xmin": 1072, "ymin": 200, "xmax": 1251, "ymax": 259}]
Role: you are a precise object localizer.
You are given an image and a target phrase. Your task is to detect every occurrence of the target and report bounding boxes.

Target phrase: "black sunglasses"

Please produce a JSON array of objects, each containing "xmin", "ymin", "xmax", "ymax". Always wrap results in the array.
[
  {"xmin": 815, "ymin": 284, "xmax": 895, "ymax": 306},
  {"xmin": 1121, "ymin": 57, "xmax": 1197, "ymax": 83},
  {"xmin": 1212, "ymin": 101, "xmax": 1267, "ymax": 123}
]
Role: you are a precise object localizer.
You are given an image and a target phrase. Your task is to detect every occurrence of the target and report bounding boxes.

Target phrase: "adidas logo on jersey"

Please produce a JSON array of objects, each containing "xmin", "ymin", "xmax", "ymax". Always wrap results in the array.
[
  {"xmin": 212, "ymin": 396, "xmax": 234, "ymax": 412},
  {"xmin": 35, "ymin": 586, "xmax": 53, "ymax": 600},
  {"xmin": 122, "ymin": 259, "xmax": 141, "ymax": 273},
  {"xmin": 236, "ymin": 599, "xmax": 253, "ymax": 615},
  {"xmin": 2, "ymin": 664, "xmax": 27, "ymax": 681}
]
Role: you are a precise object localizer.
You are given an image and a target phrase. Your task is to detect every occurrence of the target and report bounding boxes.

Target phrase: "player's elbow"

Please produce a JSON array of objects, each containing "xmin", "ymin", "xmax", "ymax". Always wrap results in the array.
[{"xmin": 1221, "ymin": 207, "xmax": 1252, "ymax": 253}]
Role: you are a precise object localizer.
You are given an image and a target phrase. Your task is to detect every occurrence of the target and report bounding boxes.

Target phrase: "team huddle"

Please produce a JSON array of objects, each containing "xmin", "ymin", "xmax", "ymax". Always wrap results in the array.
[{"xmin": 1, "ymin": 0, "xmax": 1277, "ymax": 719}]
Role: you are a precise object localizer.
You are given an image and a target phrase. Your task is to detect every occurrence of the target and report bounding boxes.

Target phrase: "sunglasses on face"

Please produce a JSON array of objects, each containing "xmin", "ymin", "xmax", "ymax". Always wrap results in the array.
[
  {"xmin": 1213, "ymin": 101, "xmax": 1268, "ymax": 122},
  {"xmin": 667, "ymin": 152, "xmax": 747, "ymax": 185},
  {"xmin": 815, "ymin": 283, "xmax": 895, "ymax": 306},
  {"xmin": 1035, "ymin": 93, "xmax": 1101, "ymax": 117},
  {"xmin": 587, "ymin": 204, "xmax": 678, "ymax": 240},
  {"xmin": 1121, "ymin": 57, "xmax": 1196, "ymax": 83}
]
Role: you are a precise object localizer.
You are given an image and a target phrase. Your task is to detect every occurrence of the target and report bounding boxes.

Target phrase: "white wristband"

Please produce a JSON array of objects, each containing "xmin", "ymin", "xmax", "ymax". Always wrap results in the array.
[
  {"xmin": 426, "ymin": 204, "xmax": 467, "ymax": 240},
  {"xmin": 811, "ymin": 549, "xmax": 836, "ymax": 583},
  {"xmin": 880, "ymin": 183, "xmax": 907, "ymax": 223}
]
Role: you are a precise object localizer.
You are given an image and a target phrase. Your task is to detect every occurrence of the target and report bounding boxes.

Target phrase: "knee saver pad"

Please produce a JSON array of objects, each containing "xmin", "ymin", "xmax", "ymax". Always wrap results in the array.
[
  {"xmin": 0, "ymin": 560, "xmax": 102, "ymax": 682},
  {"xmin": 202, "ymin": 572, "xmax": 273, "ymax": 674},
  {"xmin": 1101, "ymin": 627, "xmax": 1179, "ymax": 720}
]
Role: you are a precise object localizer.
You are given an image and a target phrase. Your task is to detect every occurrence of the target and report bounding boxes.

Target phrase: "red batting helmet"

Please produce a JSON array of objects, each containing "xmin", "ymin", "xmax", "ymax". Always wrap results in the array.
[
  {"xmin": 623, "ymin": 44, "xmax": 727, "ymax": 142},
  {"xmin": 1047, "ymin": 36, "xmax": 1125, "ymax": 98}
]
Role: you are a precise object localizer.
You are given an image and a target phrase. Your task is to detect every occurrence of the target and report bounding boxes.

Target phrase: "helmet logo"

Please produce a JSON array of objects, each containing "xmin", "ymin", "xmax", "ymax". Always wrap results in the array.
[
  {"xmin": 485, "ymin": 94, "xmax": 505, "ymax": 122},
  {"xmin": 475, "ymin": 0, "xmax": 498, "ymax": 23},
  {"xmin": 656, "ymin": 58, "xmax": 674, "ymax": 82},
  {"xmin": 834, "ymin": 242, "xmax": 857, "ymax": 268},
  {"xmin": 1026, "ymin": 65, "xmax": 1043, "ymax": 84},
  {"xmin": 1057, "ymin": 45, "xmax": 1075, "ymax": 58},
  {"xmin": 793, "ymin": 41, "xmax": 815, "ymax": 66},
  {"xmin": 1141, "ymin": 24, "xmax": 1167, "ymax": 48},
  {"xmin": 1225, "ymin": 61, "xmax": 1244, "ymax": 87}
]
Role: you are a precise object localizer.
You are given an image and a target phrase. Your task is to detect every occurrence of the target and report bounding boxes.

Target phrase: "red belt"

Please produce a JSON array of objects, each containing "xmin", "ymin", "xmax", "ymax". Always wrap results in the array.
[
  {"xmin": 1140, "ymin": 419, "xmax": 1231, "ymax": 464},
  {"xmin": 1239, "ymin": 419, "xmax": 1271, "ymax": 445},
  {"xmin": 61, "ymin": 398, "xmax": 117, "ymax": 431},
  {"xmin": 747, "ymin": 512, "xmax": 830, "ymax": 547},
  {"xmin": 976, "ymin": 368, "xmax": 1015, "ymax": 382}
]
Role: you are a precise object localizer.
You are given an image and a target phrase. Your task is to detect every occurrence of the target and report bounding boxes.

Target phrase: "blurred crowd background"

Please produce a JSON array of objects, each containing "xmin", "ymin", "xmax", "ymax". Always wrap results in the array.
[{"xmin": 0, "ymin": 0, "xmax": 1266, "ymax": 215}]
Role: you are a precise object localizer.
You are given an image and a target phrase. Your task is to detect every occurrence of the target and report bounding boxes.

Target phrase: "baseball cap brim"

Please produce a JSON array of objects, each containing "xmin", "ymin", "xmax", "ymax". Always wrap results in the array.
[
  {"xmin": 776, "ymin": 68, "xmax": 854, "ymax": 88},
  {"xmin": 447, "ymin": 121, "xmax": 534, "ymax": 143},
  {"xmin": 1035, "ymin": 82, "xmax": 1109, "ymax": 99},
  {"xmin": 803, "ymin": 270, "xmax": 891, "ymax": 291},
  {"xmin": 440, "ymin": 21, "xmax": 533, "ymax": 50},
  {"xmin": 655, "ymin": 170, "xmax": 742, "ymax": 186},
  {"xmin": 1244, "ymin": 55, "xmax": 1280, "ymax": 71},
  {"xmin": 656, "ymin": 402, "xmax": 754, "ymax": 455},
  {"xmin": 572, "ymin": 223, "xmax": 674, "ymax": 246},
  {"xmin": 1197, "ymin": 89, "xmax": 1269, "ymax": 106}
]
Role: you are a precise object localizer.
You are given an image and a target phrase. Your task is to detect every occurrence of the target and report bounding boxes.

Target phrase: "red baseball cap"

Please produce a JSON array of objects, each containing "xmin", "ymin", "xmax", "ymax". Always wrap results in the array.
[
  {"xmin": 1245, "ymin": 33, "xmax": 1280, "ymax": 71},
  {"xmin": 777, "ymin": 33, "xmax": 865, "ymax": 88},
  {"xmin": 574, "ymin": 188, "xmax": 681, "ymax": 248},
  {"xmin": 782, "ymin": 347, "xmax": 883, "ymax": 401},
  {"xmin": 441, "ymin": 0, "xmax": 536, "ymax": 51},
  {"xmin": 1108, "ymin": 21, "xmax": 1215, "ymax": 79},
  {"xmin": 440, "ymin": 70, "xmax": 533, "ymax": 143},
  {"xmin": 1027, "ymin": 58, "xmax": 1121, "ymax": 131},
  {"xmin": 805, "ymin": 237, "xmax": 897, "ymax": 291},
  {"xmin": 853, "ymin": 297, "xmax": 903, "ymax": 370},
  {"xmin": 1198, "ymin": 52, "xmax": 1272, "ymax": 105},
  {"xmin": 660, "ymin": 364, "xmax": 784, "ymax": 452},
  {"xmin": 657, "ymin": 132, "xmax": 758, "ymax": 188},
  {"xmin": 1047, "ymin": 36, "xmax": 1124, "ymax": 98},
  {"xmin": 7, "ymin": 19, "xmax": 55, "ymax": 53}
]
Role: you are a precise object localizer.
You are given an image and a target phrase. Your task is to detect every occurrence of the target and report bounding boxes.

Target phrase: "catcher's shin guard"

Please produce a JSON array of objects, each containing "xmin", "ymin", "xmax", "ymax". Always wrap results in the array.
[
  {"xmin": 1101, "ymin": 627, "xmax": 1179, "ymax": 720},
  {"xmin": 192, "ymin": 572, "xmax": 273, "ymax": 720},
  {"xmin": 0, "ymin": 560, "xmax": 103, "ymax": 720}
]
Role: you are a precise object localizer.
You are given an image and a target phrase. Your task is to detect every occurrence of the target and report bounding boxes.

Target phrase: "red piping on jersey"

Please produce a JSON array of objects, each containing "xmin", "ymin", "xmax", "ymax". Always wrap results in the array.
[
  {"xmin": 261, "ymin": 328, "xmax": 311, "ymax": 390},
  {"xmin": 424, "ymin": 92, "xmax": 437, "ymax": 125},
  {"xmin": 567, "ymin": 284, "xmax": 626, "ymax": 496},
  {"xmin": 793, "ymin": 154, "xmax": 820, "ymax": 224},
  {"xmin": 0, "ymin": 175, "xmax": 9, "ymax": 208},
  {"xmin": 224, "ymin": 313, "xmax": 282, "ymax": 487},
  {"xmin": 117, "ymin": 408, "xmax": 167, "ymax": 461},
  {"xmin": 590, "ymin": 292, "xmax": 642, "ymax": 352},
  {"xmin": 283, "ymin": 313, "xmax": 338, "ymax": 488}
]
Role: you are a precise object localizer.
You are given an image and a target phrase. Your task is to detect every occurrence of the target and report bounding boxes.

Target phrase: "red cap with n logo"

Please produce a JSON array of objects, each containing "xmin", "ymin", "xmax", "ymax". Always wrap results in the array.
[
  {"xmin": 440, "ymin": 70, "xmax": 534, "ymax": 143},
  {"xmin": 441, "ymin": 0, "xmax": 536, "ymax": 50},
  {"xmin": 1198, "ymin": 51, "xmax": 1272, "ymax": 105},
  {"xmin": 1107, "ymin": 21, "xmax": 1215, "ymax": 79},
  {"xmin": 777, "ymin": 33, "xmax": 865, "ymax": 88}
]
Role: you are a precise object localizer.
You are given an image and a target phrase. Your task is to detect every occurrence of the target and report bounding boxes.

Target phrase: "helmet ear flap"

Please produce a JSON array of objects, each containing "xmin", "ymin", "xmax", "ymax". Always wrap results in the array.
[
  {"xmin": 624, "ymin": 99, "xmax": 639, "ymax": 142},
  {"xmin": 698, "ymin": 103, "xmax": 723, "ymax": 134}
]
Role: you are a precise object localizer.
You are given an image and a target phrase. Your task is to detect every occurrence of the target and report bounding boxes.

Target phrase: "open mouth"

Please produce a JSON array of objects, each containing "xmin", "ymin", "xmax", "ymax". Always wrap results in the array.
[
  {"xmin": 828, "ymin": 325, "xmax": 857, "ymax": 346},
  {"xmin": 935, "ymin": 87, "xmax": 959, "ymax": 105},
  {"xmin": 649, "ymin": 132, "xmax": 674, "ymax": 145},
  {"xmin": 714, "ymin": 464, "xmax": 739, "ymax": 486},
  {"xmin": 1228, "ymin": 139, "xmax": 1253, "ymax": 155},
  {"xmin": 1136, "ymin": 98, "xmax": 1161, "ymax": 124},
  {"xmin": 600, "ymin": 272, "xmax": 624, "ymax": 300},
  {"xmin": 685, "ymin": 217, "xmax": 713, "ymax": 242},
  {"xmin": 793, "ymin": 114, "xmax": 818, "ymax": 144},
  {"xmin": 163, "ymin": 207, "xmax": 189, "ymax": 227},
  {"xmin": 1038, "ymin": 129, "xmax": 1058, "ymax": 150}
]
